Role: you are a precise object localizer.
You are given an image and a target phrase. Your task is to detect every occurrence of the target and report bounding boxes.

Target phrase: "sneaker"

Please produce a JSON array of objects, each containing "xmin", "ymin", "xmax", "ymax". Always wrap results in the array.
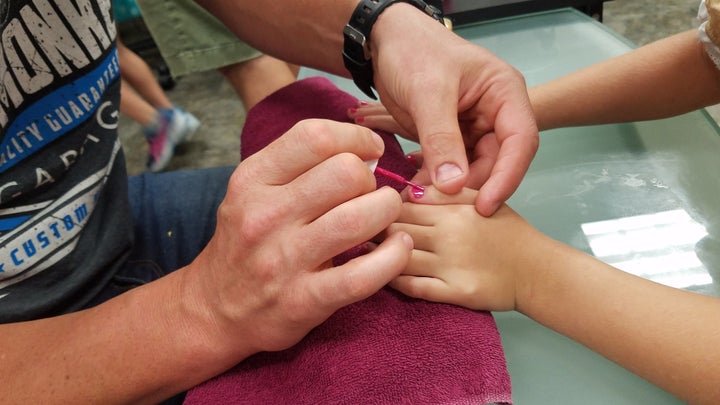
[
  {"xmin": 169, "ymin": 107, "xmax": 200, "ymax": 144},
  {"xmin": 144, "ymin": 107, "xmax": 200, "ymax": 172}
]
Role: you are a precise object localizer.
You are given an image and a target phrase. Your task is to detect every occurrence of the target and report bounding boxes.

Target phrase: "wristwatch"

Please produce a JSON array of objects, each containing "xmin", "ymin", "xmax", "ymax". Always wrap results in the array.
[{"xmin": 342, "ymin": 0, "xmax": 448, "ymax": 99}]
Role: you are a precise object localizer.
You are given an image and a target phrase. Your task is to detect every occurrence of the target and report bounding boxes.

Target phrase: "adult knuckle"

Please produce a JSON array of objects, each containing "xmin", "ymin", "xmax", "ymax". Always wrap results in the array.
[
  {"xmin": 311, "ymin": 154, "xmax": 373, "ymax": 197},
  {"xmin": 228, "ymin": 160, "xmax": 255, "ymax": 188},
  {"xmin": 334, "ymin": 153, "xmax": 369, "ymax": 183},
  {"xmin": 253, "ymin": 249, "xmax": 287, "ymax": 287},
  {"xmin": 225, "ymin": 201, "xmax": 289, "ymax": 246},
  {"xmin": 333, "ymin": 208, "xmax": 365, "ymax": 236},
  {"xmin": 424, "ymin": 131, "xmax": 459, "ymax": 156},
  {"xmin": 342, "ymin": 271, "xmax": 369, "ymax": 301},
  {"xmin": 294, "ymin": 119, "xmax": 339, "ymax": 157}
]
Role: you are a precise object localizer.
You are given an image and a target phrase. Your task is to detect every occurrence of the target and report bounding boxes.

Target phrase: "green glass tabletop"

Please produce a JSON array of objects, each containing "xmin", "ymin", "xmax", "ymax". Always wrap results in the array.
[
  {"xmin": 471, "ymin": 10, "xmax": 718, "ymax": 404},
  {"xmin": 301, "ymin": 8, "xmax": 718, "ymax": 403}
]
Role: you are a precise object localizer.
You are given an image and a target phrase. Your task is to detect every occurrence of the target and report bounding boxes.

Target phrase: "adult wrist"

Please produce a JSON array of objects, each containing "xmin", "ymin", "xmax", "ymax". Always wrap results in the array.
[{"xmin": 342, "ymin": 0, "xmax": 448, "ymax": 99}]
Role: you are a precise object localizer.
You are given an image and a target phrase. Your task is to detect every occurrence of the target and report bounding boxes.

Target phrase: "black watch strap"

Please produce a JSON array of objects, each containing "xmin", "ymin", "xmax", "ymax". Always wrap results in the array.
[{"xmin": 342, "ymin": 0, "xmax": 447, "ymax": 99}]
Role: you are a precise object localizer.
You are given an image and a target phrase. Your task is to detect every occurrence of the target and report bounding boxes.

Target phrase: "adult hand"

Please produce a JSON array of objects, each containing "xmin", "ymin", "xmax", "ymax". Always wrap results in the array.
[
  {"xmin": 386, "ymin": 187, "xmax": 545, "ymax": 311},
  {"xmin": 187, "ymin": 119, "xmax": 414, "ymax": 358},
  {"xmin": 367, "ymin": 4, "xmax": 539, "ymax": 216}
]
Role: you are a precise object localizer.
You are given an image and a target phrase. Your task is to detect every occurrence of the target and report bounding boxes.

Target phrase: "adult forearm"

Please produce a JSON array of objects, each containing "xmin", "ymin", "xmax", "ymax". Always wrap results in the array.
[
  {"xmin": 195, "ymin": 0, "xmax": 356, "ymax": 77},
  {"xmin": 520, "ymin": 240, "xmax": 720, "ymax": 404},
  {"xmin": 0, "ymin": 268, "xmax": 242, "ymax": 404},
  {"xmin": 530, "ymin": 30, "xmax": 720, "ymax": 131}
]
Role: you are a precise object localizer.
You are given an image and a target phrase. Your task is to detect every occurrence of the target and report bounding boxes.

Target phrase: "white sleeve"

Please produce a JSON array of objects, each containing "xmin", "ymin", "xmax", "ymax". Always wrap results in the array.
[{"xmin": 698, "ymin": 0, "xmax": 720, "ymax": 69}]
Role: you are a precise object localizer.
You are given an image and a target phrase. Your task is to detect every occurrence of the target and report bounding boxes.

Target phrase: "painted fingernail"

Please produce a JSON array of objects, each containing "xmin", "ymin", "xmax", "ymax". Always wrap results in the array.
[
  {"xmin": 356, "ymin": 116, "xmax": 365, "ymax": 123},
  {"xmin": 349, "ymin": 108, "xmax": 357, "ymax": 114},
  {"xmin": 359, "ymin": 100, "xmax": 369, "ymax": 106},
  {"xmin": 405, "ymin": 154, "xmax": 417, "ymax": 165},
  {"xmin": 436, "ymin": 163, "xmax": 463, "ymax": 184},
  {"xmin": 410, "ymin": 186, "xmax": 425, "ymax": 199}
]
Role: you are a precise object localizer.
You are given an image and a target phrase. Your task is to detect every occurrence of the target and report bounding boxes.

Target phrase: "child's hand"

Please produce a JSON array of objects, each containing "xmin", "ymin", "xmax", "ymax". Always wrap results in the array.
[
  {"xmin": 348, "ymin": 101, "xmax": 412, "ymax": 139},
  {"xmin": 387, "ymin": 187, "xmax": 546, "ymax": 311}
]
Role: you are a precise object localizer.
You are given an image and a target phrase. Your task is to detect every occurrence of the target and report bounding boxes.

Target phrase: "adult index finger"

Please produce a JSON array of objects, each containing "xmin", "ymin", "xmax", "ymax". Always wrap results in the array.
[
  {"xmin": 475, "ymin": 102, "xmax": 538, "ymax": 216},
  {"xmin": 243, "ymin": 119, "xmax": 385, "ymax": 186},
  {"xmin": 409, "ymin": 83, "xmax": 469, "ymax": 195}
]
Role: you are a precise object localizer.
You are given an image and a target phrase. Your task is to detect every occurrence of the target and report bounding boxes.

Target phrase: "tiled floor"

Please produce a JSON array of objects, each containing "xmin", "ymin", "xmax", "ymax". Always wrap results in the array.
[{"xmin": 118, "ymin": 0, "xmax": 711, "ymax": 175}]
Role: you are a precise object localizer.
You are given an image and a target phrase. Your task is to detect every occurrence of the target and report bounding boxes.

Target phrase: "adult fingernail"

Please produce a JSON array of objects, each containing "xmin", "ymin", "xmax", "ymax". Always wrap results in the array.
[
  {"xmin": 402, "ymin": 233, "xmax": 414, "ymax": 249},
  {"xmin": 348, "ymin": 108, "xmax": 357, "ymax": 114},
  {"xmin": 355, "ymin": 116, "xmax": 365, "ymax": 123},
  {"xmin": 371, "ymin": 132, "xmax": 384, "ymax": 149},
  {"xmin": 359, "ymin": 100, "xmax": 369, "ymax": 106},
  {"xmin": 436, "ymin": 163, "xmax": 463, "ymax": 184},
  {"xmin": 405, "ymin": 154, "xmax": 417, "ymax": 165}
]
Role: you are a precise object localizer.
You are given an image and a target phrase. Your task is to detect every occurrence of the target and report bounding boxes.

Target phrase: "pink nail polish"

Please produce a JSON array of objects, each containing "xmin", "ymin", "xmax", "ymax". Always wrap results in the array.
[
  {"xmin": 373, "ymin": 166, "xmax": 425, "ymax": 197},
  {"xmin": 359, "ymin": 100, "xmax": 369, "ymax": 106},
  {"xmin": 410, "ymin": 186, "xmax": 425, "ymax": 199},
  {"xmin": 349, "ymin": 108, "xmax": 357, "ymax": 114},
  {"xmin": 405, "ymin": 154, "xmax": 417, "ymax": 165},
  {"xmin": 356, "ymin": 116, "xmax": 365, "ymax": 123}
]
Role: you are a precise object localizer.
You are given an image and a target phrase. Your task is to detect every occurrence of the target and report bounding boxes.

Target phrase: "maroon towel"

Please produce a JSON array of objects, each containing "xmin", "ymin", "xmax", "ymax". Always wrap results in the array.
[{"xmin": 183, "ymin": 77, "xmax": 512, "ymax": 405}]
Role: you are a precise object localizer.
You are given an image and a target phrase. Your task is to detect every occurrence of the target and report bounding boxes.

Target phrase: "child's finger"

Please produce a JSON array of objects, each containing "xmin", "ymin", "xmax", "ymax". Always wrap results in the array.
[{"xmin": 407, "ymin": 186, "xmax": 478, "ymax": 205}]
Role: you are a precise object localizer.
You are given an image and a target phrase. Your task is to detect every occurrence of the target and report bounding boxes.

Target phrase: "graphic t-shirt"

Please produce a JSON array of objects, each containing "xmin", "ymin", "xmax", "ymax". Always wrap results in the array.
[{"xmin": 0, "ymin": 0, "xmax": 133, "ymax": 322}]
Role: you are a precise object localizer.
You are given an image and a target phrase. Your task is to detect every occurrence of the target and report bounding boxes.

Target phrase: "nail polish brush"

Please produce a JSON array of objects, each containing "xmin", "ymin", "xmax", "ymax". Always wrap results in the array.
[{"xmin": 366, "ymin": 160, "xmax": 425, "ymax": 197}]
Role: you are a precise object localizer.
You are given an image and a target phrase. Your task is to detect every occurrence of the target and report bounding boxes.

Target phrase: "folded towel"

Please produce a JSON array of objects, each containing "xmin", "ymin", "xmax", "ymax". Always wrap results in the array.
[{"xmin": 183, "ymin": 76, "xmax": 512, "ymax": 405}]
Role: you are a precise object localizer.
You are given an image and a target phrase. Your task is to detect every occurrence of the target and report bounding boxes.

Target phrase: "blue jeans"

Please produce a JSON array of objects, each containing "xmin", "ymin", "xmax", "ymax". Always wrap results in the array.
[
  {"xmin": 90, "ymin": 166, "xmax": 233, "ymax": 303},
  {"xmin": 87, "ymin": 166, "xmax": 233, "ymax": 405},
  {"xmin": 125, "ymin": 166, "xmax": 233, "ymax": 277}
]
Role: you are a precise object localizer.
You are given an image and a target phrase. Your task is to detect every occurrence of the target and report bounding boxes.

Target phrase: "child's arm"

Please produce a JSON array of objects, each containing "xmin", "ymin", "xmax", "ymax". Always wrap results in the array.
[
  {"xmin": 530, "ymin": 30, "xmax": 720, "ymax": 131},
  {"xmin": 388, "ymin": 188, "xmax": 720, "ymax": 404}
]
